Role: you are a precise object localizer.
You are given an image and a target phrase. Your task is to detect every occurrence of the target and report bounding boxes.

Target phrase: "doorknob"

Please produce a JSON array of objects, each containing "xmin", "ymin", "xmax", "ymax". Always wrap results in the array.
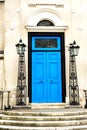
[
  {"xmin": 40, "ymin": 80, "xmax": 43, "ymax": 83},
  {"xmin": 50, "ymin": 79, "xmax": 53, "ymax": 82}
]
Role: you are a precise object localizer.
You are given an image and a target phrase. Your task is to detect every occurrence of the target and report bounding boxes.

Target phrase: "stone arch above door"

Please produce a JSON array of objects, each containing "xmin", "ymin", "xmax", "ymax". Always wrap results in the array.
[{"xmin": 27, "ymin": 8, "xmax": 66, "ymax": 27}]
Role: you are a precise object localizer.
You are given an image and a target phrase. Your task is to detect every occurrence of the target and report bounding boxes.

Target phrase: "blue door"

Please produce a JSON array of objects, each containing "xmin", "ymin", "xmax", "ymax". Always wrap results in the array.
[
  {"xmin": 32, "ymin": 52, "xmax": 47, "ymax": 102},
  {"xmin": 32, "ymin": 36, "xmax": 62, "ymax": 103},
  {"xmin": 47, "ymin": 52, "xmax": 62, "ymax": 102}
]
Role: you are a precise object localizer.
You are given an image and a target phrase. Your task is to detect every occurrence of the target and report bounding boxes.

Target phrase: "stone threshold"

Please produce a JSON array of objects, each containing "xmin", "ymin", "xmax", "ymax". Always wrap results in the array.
[{"xmin": 12, "ymin": 103, "xmax": 66, "ymax": 110}]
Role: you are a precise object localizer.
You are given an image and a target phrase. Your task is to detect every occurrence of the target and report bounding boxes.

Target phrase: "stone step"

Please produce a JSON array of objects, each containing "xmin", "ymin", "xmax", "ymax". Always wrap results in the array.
[
  {"xmin": 0, "ymin": 125, "xmax": 87, "ymax": 130},
  {"xmin": 0, "ymin": 119, "xmax": 87, "ymax": 127},
  {"xmin": 0, "ymin": 114, "xmax": 87, "ymax": 121},
  {"xmin": 2, "ymin": 109, "xmax": 87, "ymax": 116},
  {"xmin": 0, "ymin": 108, "xmax": 87, "ymax": 129}
]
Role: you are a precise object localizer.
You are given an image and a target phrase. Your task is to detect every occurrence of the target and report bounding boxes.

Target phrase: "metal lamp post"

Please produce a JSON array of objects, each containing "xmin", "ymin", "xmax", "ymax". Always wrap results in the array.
[
  {"xmin": 16, "ymin": 39, "xmax": 26, "ymax": 105},
  {"xmin": 69, "ymin": 40, "xmax": 80, "ymax": 105},
  {"xmin": 83, "ymin": 90, "xmax": 87, "ymax": 108}
]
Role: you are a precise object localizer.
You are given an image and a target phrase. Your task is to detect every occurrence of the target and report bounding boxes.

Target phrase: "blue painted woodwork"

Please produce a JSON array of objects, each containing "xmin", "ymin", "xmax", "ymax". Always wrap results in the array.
[
  {"xmin": 32, "ymin": 36, "xmax": 62, "ymax": 103},
  {"xmin": 32, "ymin": 36, "xmax": 61, "ymax": 50},
  {"xmin": 47, "ymin": 52, "xmax": 62, "ymax": 102},
  {"xmin": 32, "ymin": 52, "xmax": 47, "ymax": 102}
]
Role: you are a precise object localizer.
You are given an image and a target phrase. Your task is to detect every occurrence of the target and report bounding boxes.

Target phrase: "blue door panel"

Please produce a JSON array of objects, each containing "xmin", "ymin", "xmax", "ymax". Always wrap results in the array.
[
  {"xmin": 48, "ymin": 83, "xmax": 60, "ymax": 102},
  {"xmin": 33, "ymin": 83, "xmax": 45, "ymax": 102},
  {"xmin": 47, "ymin": 52, "xmax": 62, "ymax": 102},
  {"xmin": 32, "ymin": 52, "xmax": 46, "ymax": 102}
]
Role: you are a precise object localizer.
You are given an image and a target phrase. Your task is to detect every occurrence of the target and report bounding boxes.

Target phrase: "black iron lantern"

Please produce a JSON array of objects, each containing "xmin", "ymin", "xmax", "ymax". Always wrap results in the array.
[
  {"xmin": 69, "ymin": 40, "xmax": 80, "ymax": 105},
  {"xmin": 16, "ymin": 39, "xmax": 26, "ymax": 106},
  {"xmin": 16, "ymin": 39, "xmax": 26, "ymax": 55},
  {"xmin": 69, "ymin": 40, "xmax": 80, "ymax": 57}
]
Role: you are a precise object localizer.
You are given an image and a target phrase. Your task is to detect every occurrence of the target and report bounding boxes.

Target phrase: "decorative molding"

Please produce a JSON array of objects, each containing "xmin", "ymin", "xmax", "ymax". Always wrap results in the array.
[
  {"xmin": 25, "ymin": 26, "xmax": 68, "ymax": 32},
  {"xmin": 29, "ymin": 4, "xmax": 64, "ymax": 8},
  {"xmin": 28, "ymin": 0, "xmax": 64, "ymax": 8}
]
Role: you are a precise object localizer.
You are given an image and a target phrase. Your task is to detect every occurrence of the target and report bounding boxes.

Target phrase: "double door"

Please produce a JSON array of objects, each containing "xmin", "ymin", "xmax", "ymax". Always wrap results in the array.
[
  {"xmin": 32, "ymin": 52, "xmax": 62, "ymax": 103},
  {"xmin": 32, "ymin": 36, "xmax": 62, "ymax": 103}
]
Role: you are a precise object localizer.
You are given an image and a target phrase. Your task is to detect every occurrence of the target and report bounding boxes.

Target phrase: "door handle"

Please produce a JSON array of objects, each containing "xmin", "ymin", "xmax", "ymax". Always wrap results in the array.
[
  {"xmin": 40, "ymin": 80, "xmax": 43, "ymax": 83},
  {"xmin": 50, "ymin": 79, "xmax": 53, "ymax": 82}
]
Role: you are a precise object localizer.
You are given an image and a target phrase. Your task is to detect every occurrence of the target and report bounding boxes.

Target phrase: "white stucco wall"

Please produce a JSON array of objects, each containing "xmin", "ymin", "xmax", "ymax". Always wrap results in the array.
[{"xmin": 0, "ymin": 0, "xmax": 87, "ymax": 107}]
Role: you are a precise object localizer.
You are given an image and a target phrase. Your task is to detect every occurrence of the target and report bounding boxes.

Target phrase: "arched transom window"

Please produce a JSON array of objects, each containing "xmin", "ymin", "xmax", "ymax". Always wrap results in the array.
[{"xmin": 37, "ymin": 20, "xmax": 54, "ymax": 26}]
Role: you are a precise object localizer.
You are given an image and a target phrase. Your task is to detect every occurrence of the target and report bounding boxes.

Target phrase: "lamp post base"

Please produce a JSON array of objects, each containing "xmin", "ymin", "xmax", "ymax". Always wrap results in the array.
[
  {"xmin": 84, "ymin": 99, "xmax": 87, "ymax": 108},
  {"xmin": 85, "ymin": 104, "xmax": 87, "ymax": 108},
  {"xmin": 70, "ymin": 101, "xmax": 79, "ymax": 105},
  {"xmin": 16, "ymin": 101, "xmax": 26, "ymax": 106}
]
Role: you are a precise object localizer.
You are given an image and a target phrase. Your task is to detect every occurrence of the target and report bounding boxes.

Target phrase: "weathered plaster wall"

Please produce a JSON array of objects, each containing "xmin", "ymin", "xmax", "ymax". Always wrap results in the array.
[
  {"xmin": 0, "ymin": 2, "xmax": 4, "ymax": 109},
  {"xmin": 4, "ymin": 0, "xmax": 22, "ymax": 106},
  {"xmin": 1, "ymin": 0, "xmax": 87, "ymax": 107},
  {"xmin": 0, "ymin": 2, "xmax": 4, "ymax": 49},
  {"xmin": 71, "ymin": 0, "xmax": 87, "ymax": 106},
  {"xmin": 3, "ymin": 0, "xmax": 28, "ymax": 107}
]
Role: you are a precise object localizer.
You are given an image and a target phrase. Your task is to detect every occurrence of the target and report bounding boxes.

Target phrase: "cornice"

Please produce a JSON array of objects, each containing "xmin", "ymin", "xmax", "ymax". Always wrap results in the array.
[
  {"xmin": 28, "ymin": 0, "xmax": 64, "ymax": 8},
  {"xmin": 28, "ymin": 4, "xmax": 64, "ymax": 8}
]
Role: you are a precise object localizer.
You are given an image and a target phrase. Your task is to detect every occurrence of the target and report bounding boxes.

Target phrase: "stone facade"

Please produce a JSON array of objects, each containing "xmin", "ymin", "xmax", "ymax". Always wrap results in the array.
[{"xmin": 0, "ymin": 0, "xmax": 87, "ymax": 108}]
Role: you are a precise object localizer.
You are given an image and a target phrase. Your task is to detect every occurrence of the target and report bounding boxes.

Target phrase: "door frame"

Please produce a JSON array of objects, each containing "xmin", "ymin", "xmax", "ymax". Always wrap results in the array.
[{"xmin": 28, "ymin": 32, "xmax": 66, "ymax": 103}]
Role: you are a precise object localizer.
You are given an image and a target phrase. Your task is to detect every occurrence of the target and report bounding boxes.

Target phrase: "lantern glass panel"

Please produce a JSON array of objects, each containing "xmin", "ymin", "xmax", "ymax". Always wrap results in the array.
[
  {"xmin": 16, "ymin": 46, "xmax": 19, "ymax": 53},
  {"xmin": 73, "ymin": 48, "xmax": 79, "ymax": 56},
  {"xmin": 19, "ymin": 45, "xmax": 23, "ymax": 54},
  {"xmin": 70, "ymin": 48, "xmax": 74, "ymax": 56},
  {"xmin": 22, "ymin": 46, "xmax": 26, "ymax": 52},
  {"xmin": 70, "ymin": 46, "xmax": 79, "ymax": 56},
  {"xmin": 16, "ymin": 45, "xmax": 20, "ymax": 54}
]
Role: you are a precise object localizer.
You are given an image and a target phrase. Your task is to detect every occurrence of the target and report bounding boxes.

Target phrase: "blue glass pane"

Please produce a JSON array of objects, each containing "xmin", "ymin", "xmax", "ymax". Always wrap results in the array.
[{"xmin": 32, "ymin": 36, "xmax": 61, "ymax": 50}]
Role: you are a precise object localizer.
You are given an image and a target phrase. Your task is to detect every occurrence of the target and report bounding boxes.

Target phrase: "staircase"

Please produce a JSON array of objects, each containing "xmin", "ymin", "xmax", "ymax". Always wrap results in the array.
[{"xmin": 0, "ymin": 108, "xmax": 87, "ymax": 130}]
